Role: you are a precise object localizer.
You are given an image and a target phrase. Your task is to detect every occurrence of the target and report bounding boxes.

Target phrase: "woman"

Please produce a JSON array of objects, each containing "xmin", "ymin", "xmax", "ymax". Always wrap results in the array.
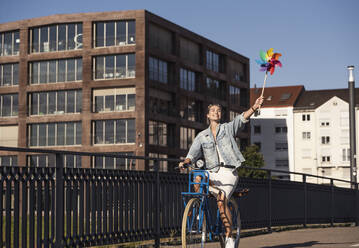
[{"xmin": 179, "ymin": 96, "xmax": 263, "ymax": 248}]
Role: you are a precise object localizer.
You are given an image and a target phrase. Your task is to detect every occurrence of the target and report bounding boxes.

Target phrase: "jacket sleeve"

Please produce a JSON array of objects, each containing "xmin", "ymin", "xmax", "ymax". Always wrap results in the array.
[
  {"xmin": 227, "ymin": 113, "xmax": 249, "ymax": 137},
  {"xmin": 185, "ymin": 135, "xmax": 203, "ymax": 162}
]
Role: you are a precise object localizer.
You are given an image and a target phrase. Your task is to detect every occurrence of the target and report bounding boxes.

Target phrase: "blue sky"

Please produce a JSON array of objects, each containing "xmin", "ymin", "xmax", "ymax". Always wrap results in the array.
[{"xmin": 1, "ymin": 0, "xmax": 358, "ymax": 90}]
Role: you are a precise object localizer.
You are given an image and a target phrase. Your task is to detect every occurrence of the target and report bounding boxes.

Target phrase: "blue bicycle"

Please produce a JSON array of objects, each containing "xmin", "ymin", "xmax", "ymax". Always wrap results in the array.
[{"xmin": 181, "ymin": 167, "xmax": 241, "ymax": 248}]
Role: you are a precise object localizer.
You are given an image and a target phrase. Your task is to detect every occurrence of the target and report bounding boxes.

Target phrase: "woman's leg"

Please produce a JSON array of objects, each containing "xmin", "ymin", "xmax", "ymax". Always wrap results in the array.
[{"xmin": 217, "ymin": 191, "xmax": 232, "ymax": 237}]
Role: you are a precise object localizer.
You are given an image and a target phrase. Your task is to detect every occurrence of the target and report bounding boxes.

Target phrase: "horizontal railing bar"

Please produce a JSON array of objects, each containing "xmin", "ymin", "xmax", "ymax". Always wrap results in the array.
[{"xmin": 0, "ymin": 146, "xmax": 357, "ymax": 186}]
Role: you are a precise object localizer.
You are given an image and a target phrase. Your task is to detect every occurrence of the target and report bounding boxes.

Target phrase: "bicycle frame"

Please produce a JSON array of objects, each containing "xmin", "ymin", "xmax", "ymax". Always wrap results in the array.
[{"xmin": 181, "ymin": 170, "xmax": 224, "ymax": 241}]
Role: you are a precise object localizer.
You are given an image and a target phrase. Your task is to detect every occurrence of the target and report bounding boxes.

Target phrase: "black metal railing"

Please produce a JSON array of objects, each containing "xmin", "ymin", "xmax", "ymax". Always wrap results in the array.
[{"xmin": 0, "ymin": 146, "xmax": 358, "ymax": 248}]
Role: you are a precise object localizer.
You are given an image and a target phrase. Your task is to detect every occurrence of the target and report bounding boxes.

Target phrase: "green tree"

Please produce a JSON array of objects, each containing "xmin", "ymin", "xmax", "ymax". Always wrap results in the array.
[{"xmin": 237, "ymin": 144, "xmax": 267, "ymax": 178}]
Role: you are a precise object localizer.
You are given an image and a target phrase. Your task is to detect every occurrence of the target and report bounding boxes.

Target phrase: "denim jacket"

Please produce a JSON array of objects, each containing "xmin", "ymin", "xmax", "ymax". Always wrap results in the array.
[{"xmin": 186, "ymin": 114, "xmax": 249, "ymax": 172}]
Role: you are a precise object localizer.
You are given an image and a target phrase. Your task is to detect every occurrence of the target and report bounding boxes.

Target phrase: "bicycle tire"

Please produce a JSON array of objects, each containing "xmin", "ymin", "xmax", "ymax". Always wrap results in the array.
[
  {"xmin": 219, "ymin": 198, "xmax": 241, "ymax": 248},
  {"xmin": 181, "ymin": 198, "xmax": 208, "ymax": 248}
]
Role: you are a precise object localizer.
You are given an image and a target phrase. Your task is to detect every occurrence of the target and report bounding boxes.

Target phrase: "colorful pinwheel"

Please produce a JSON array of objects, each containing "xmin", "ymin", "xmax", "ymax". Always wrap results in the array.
[
  {"xmin": 256, "ymin": 48, "xmax": 282, "ymax": 75},
  {"xmin": 255, "ymin": 48, "xmax": 283, "ymax": 98}
]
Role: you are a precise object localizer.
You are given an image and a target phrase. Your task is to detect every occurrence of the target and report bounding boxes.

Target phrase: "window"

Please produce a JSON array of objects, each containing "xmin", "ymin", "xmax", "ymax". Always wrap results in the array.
[
  {"xmin": 149, "ymin": 89, "xmax": 176, "ymax": 117},
  {"xmin": 149, "ymin": 57, "xmax": 168, "ymax": 83},
  {"xmin": 206, "ymin": 77, "xmax": 226, "ymax": 100},
  {"xmin": 180, "ymin": 127, "xmax": 196, "ymax": 150},
  {"xmin": 94, "ymin": 20, "xmax": 135, "ymax": 48},
  {"xmin": 0, "ymin": 156, "xmax": 17, "ymax": 166},
  {"xmin": 0, "ymin": 30, "xmax": 20, "ymax": 56},
  {"xmin": 0, "ymin": 94, "xmax": 18, "ymax": 117},
  {"xmin": 280, "ymin": 93, "xmax": 291, "ymax": 101},
  {"xmin": 92, "ymin": 153, "xmax": 134, "ymax": 170},
  {"xmin": 302, "ymin": 132, "xmax": 311, "ymax": 140},
  {"xmin": 254, "ymin": 142, "xmax": 261, "ymax": 151},
  {"xmin": 149, "ymin": 153, "xmax": 168, "ymax": 172},
  {"xmin": 275, "ymin": 142, "xmax": 288, "ymax": 151},
  {"xmin": 0, "ymin": 63, "xmax": 18, "ymax": 86},
  {"xmin": 29, "ymin": 90, "xmax": 81, "ymax": 115},
  {"xmin": 254, "ymin": 125, "xmax": 261, "ymax": 134},
  {"xmin": 180, "ymin": 68, "xmax": 197, "ymax": 91},
  {"xmin": 320, "ymin": 121, "xmax": 330, "ymax": 127},
  {"xmin": 275, "ymin": 159, "xmax": 288, "ymax": 167},
  {"xmin": 93, "ymin": 88, "xmax": 135, "ymax": 112},
  {"xmin": 228, "ymin": 59, "xmax": 246, "ymax": 82},
  {"xmin": 30, "ymin": 23, "xmax": 82, "ymax": 53},
  {"xmin": 206, "ymin": 50, "xmax": 222, "ymax": 72},
  {"xmin": 180, "ymin": 96, "xmax": 203, "ymax": 122},
  {"xmin": 275, "ymin": 126, "xmax": 287, "ymax": 134},
  {"xmin": 229, "ymin": 86, "xmax": 241, "ymax": 106},
  {"xmin": 321, "ymin": 136, "xmax": 330, "ymax": 144},
  {"xmin": 342, "ymin": 148, "xmax": 350, "ymax": 162},
  {"xmin": 28, "ymin": 122, "xmax": 81, "ymax": 147},
  {"xmin": 29, "ymin": 58, "xmax": 82, "ymax": 84},
  {"xmin": 27, "ymin": 154, "xmax": 81, "ymax": 168},
  {"xmin": 321, "ymin": 156, "xmax": 331, "ymax": 163},
  {"xmin": 93, "ymin": 119, "xmax": 135, "ymax": 145},
  {"xmin": 149, "ymin": 121, "xmax": 168, "ymax": 146},
  {"xmin": 94, "ymin": 54, "xmax": 135, "ymax": 80},
  {"xmin": 302, "ymin": 114, "xmax": 310, "ymax": 121}
]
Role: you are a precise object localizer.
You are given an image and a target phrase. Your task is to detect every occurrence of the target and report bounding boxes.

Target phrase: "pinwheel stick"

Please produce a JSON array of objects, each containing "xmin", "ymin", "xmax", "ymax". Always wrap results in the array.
[{"xmin": 261, "ymin": 71, "xmax": 268, "ymax": 97}]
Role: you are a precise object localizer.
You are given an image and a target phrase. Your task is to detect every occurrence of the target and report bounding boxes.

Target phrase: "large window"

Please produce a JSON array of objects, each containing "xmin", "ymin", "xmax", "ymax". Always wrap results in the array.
[
  {"xmin": 229, "ymin": 86, "xmax": 240, "ymax": 106},
  {"xmin": 94, "ymin": 20, "xmax": 135, "ymax": 47},
  {"xmin": 92, "ymin": 153, "xmax": 134, "ymax": 170},
  {"xmin": 28, "ymin": 122, "xmax": 82, "ymax": 147},
  {"xmin": 149, "ymin": 121, "xmax": 167, "ymax": 146},
  {"xmin": 93, "ymin": 119, "xmax": 135, "ymax": 145},
  {"xmin": 0, "ymin": 63, "xmax": 19, "ymax": 86},
  {"xmin": 30, "ymin": 23, "xmax": 82, "ymax": 53},
  {"xmin": 180, "ymin": 127, "xmax": 196, "ymax": 150},
  {"xmin": 149, "ymin": 153, "xmax": 168, "ymax": 172},
  {"xmin": 94, "ymin": 54, "xmax": 135, "ymax": 80},
  {"xmin": 0, "ymin": 156, "xmax": 17, "ymax": 166},
  {"xmin": 93, "ymin": 87, "xmax": 135, "ymax": 113},
  {"xmin": 0, "ymin": 30, "xmax": 20, "ymax": 56},
  {"xmin": 180, "ymin": 68, "xmax": 197, "ymax": 91},
  {"xmin": 0, "ymin": 94, "xmax": 18, "ymax": 117},
  {"xmin": 180, "ymin": 96, "xmax": 203, "ymax": 123},
  {"xmin": 321, "ymin": 136, "xmax": 330, "ymax": 145},
  {"xmin": 206, "ymin": 50, "xmax": 224, "ymax": 72},
  {"xmin": 275, "ymin": 142, "xmax": 288, "ymax": 151},
  {"xmin": 29, "ymin": 90, "xmax": 82, "ymax": 116},
  {"xmin": 206, "ymin": 77, "xmax": 226, "ymax": 100},
  {"xmin": 29, "ymin": 58, "xmax": 82, "ymax": 84},
  {"xmin": 27, "ymin": 154, "xmax": 81, "ymax": 167},
  {"xmin": 149, "ymin": 57, "xmax": 168, "ymax": 84},
  {"xmin": 149, "ymin": 89, "xmax": 176, "ymax": 117}
]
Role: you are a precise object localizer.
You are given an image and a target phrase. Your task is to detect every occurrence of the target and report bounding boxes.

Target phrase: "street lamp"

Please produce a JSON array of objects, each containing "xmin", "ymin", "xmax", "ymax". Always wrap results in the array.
[{"xmin": 347, "ymin": 66, "xmax": 357, "ymax": 189}]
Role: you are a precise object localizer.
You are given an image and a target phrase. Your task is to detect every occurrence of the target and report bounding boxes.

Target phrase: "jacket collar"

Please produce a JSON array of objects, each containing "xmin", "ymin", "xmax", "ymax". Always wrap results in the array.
[{"xmin": 204, "ymin": 123, "xmax": 224, "ymax": 141}]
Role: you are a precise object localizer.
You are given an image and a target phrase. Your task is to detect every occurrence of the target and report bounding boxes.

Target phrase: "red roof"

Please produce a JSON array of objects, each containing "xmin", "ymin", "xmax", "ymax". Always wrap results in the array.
[{"xmin": 250, "ymin": 85, "xmax": 305, "ymax": 108}]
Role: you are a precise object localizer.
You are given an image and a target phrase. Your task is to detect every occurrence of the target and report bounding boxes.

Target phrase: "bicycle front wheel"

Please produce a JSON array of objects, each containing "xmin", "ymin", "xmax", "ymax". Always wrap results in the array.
[
  {"xmin": 219, "ymin": 198, "xmax": 241, "ymax": 248},
  {"xmin": 181, "ymin": 198, "xmax": 208, "ymax": 248}
]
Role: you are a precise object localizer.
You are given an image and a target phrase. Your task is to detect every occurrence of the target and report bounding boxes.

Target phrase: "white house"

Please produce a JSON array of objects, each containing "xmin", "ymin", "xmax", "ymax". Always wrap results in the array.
[
  {"xmin": 250, "ymin": 85, "xmax": 304, "ymax": 180},
  {"xmin": 293, "ymin": 89, "xmax": 359, "ymax": 187}
]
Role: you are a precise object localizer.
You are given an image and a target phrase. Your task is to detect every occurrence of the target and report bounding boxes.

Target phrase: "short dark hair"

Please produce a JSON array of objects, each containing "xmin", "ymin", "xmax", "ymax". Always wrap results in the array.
[{"xmin": 207, "ymin": 104, "xmax": 222, "ymax": 114}]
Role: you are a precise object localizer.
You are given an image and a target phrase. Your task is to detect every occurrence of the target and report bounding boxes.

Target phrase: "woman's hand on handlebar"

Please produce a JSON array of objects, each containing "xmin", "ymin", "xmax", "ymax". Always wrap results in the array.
[{"xmin": 178, "ymin": 158, "xmax": 191, "ymax": 170}]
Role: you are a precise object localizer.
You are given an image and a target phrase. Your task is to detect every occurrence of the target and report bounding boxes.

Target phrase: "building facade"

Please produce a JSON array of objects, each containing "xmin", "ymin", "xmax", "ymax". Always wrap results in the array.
[
  {"xmin": 0, "ymin": 10, "xmax": 250, "ymax": 170},
  {"xmin": 293, "ymin": 89, "xmax": 359, "ymax": 186},
  {"xmin": 250, "ymin": 86, "xmax": 304, "ymax": 179}
]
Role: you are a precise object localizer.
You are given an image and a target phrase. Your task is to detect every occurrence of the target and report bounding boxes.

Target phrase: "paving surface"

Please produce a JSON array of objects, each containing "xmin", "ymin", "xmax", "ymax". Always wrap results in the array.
[
  {"xmin": 238, "ymin": 226, "xmax": 359, "ymax": 248},
  {"xmin": 162, "ymin": 226, "xmax": 359, "ymax": 248}
]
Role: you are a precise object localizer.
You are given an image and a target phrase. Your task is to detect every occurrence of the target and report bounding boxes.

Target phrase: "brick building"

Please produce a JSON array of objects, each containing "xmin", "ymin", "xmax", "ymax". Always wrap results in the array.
[{"xmin": 0, "ymin": 10, "xmax": 250, "ymax": 170}]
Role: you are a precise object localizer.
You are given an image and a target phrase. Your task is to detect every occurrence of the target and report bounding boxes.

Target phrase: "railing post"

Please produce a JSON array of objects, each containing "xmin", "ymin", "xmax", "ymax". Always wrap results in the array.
[
  {"xmin": 355, "ymin": 183, "xmax": 359, "ymax": 226},
  {"xmin": 330, "ymin": 179, "xmax": 334, "ymax": 227},
  {"xmin": 154, "ymin": 159, "xmax": 160, "ymax": 247},
  {"xmin": 55, "ymin": 153, "xmax": 64, "ymax": 248},
  {"xmin": 303, "ymin": 175, "xmax": 307, "ymax": 228},
  {"xmin": 267, "ymin": 170, "xmax": 272, "ymax": 233}
]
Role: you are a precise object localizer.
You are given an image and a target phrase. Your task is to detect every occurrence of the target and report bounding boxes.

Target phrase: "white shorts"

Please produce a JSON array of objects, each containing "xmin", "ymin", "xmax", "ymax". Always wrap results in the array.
[{"xmin": 208, "ymin": 167, "xmax": 239, "ymax": 199}]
